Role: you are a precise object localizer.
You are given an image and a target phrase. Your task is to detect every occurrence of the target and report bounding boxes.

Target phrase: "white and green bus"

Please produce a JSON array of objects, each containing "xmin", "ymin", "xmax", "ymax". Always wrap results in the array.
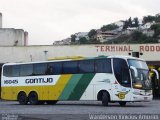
[{"xmin": 0, "ymin": 55, "xmax": 155, "ymax": 106}]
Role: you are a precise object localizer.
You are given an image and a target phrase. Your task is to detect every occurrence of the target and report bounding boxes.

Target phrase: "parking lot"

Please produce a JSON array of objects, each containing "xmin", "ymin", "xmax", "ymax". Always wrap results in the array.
[{"xmin": 0, "ymin": 100, "xmax": 160, "ymax": 120}]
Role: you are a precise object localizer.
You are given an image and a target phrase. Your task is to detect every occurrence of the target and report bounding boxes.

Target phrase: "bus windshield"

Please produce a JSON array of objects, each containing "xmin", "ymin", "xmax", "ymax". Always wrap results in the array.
[
  {"xmin": 128, "ymin": 59, "xmax": 148, "ymax": 70},
  {"xmin": 128, "ymin": 59, "xmax": 151, "ymax": 90}
]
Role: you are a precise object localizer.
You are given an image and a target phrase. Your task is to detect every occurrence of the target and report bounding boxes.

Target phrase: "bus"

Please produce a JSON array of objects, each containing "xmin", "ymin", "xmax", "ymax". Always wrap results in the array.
[{"xmin": 0, "ymin": 55, "xmax": 157, "ymax": 106}]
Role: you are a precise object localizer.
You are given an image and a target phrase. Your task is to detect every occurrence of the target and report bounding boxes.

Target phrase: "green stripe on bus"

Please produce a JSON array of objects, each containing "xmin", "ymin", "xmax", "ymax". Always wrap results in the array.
[
  {"xmin": 59, "ymin": 74, "xmax": 83, "ymax": 100},
  {"xmin": 68, "ymin": 73, "xmax": 95, "ymax": 100}
]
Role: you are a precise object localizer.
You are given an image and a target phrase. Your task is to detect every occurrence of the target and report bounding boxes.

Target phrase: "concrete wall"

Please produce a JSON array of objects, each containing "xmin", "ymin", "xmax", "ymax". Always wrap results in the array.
[
  {"xmin": 0, "ymin": 13, "xmax": 2, "ymax": 28},
  {"xmin": 24, "ymin": 32, "xmax": 28, "ymax": 46},
  {"xmin": 0, "ymin": 44, "xmax": 160, "ymax": 63},
  {"xmin": 0, "ymin": 28, "xmax": 27, "ymax": 46}
]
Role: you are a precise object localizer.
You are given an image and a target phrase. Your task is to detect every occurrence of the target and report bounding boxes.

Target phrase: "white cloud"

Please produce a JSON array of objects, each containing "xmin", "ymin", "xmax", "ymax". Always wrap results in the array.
[{"xmin": 0, "ymin": 0, "xmax": 159, "ymax": 45}]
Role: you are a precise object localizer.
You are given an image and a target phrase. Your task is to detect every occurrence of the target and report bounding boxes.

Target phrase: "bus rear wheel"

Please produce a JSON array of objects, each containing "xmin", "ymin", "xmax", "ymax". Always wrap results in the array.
[
  {"xmin": 28, "ymin": 92, "xmax": 39, "ymax": 105},
  {"xmin": 46, "ymin": 100, "xmax": 58, "ymax": 105},
  {"xmin": 102, "ymin": 92, "xmax": 109, "ymax": 106},
  {"xmin": 18, "ymin": 92, "xmax": 28, "ymax": 105}
]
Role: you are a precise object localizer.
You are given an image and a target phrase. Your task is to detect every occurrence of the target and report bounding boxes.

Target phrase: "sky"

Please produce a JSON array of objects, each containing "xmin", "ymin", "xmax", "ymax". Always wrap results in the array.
[{"xmin": 0, "ymin": 0, "xmax": 160, "ymax": 45}]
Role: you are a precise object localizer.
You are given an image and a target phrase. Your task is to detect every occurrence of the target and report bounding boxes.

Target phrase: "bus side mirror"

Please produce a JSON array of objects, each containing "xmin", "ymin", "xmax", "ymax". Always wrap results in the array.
[
  {"xmin": 151, "ymin": 69, "xmax": 159, "ymax": 80},
  {"xmin": 130, "ymin": 66, "xmax": 138, "ymax": 78}
]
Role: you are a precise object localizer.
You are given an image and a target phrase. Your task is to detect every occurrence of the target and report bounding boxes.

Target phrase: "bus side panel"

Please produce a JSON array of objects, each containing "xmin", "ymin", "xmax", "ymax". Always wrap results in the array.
[
  {"xmin": 1, "ymin": 86, "xmax": 43, "ymax": 100},
  {"xmin": 80, "ymin": 73, "xmax": 113, "ymax": 100},
  {"xmin": 67, "ymin": 73, "xmax": 95, "ymax": 100},
  {"xmin": 58, "ymin": 74, "xmax": 84, "ymax": 100},
  {"xmin": 48, "ymin": 74, "xmax": 72, "ymax": 100},
  {"xmin": 96, "ymin": 74, "xmax": 114, "ymax": 100},
  {"xmin": 1, "ymin": 87, "xmax": 13, "ymax": 100},
  {"xmin": 42, "ymin": 86, "xmax": 49, "ymax": 100}
]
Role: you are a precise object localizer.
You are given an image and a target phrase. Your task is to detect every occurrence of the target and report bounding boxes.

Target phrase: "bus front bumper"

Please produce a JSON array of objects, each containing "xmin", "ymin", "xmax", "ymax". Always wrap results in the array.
[{"xmin": 132, "ymin": 95, "xmax": 153, "ymax": 102}]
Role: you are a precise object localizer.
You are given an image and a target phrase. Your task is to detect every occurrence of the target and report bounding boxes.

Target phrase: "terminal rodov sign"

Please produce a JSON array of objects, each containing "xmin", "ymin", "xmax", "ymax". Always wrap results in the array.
[{"xmin": 95, "ymin": 45, "xmax": 160, "ymax": 52}]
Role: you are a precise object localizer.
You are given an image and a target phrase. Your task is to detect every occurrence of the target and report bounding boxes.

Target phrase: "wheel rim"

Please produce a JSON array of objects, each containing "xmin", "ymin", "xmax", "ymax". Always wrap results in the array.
[
  {"xmin": 30, "ymin": 94, "xmax": 36, "ymax": 102},
  {"xmin": 29, "ymin": 93, "xmax": 38, "ymax": 104},
  {"xmin": 102, "ymin": 92, "xmax": 109, "ymax": 106},
  {"xmin": 20, "ymin": 95, "xmax": 25, "ymax": 102},
  {"xmin": 18, "ymin": 93, "xmax": 27, "ymax": 104}
]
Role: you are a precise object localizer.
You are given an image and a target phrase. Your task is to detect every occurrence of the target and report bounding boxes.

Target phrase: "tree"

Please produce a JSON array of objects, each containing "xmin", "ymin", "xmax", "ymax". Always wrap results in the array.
[
  {"xmin": 79, "ymin": 37, "xmax": 88, "ymax": 44},
  {"xmin": 128, "ymin": 17, "xmax": 132, "ymax": 27},
  {"xmin": 71, "ymin": 34, "xmax": 76, "ymax": 43},
  {"xmin": 123, "ymin": 20, "xmax": 129, "ymax": 30},
  {"xmin": 101, "ymin": 24, "xmax": 119, "ymax": 32},
  {"xmin": 88, "ymin": 29, "xmax": 97, "ymax": 40},
  {"xmin": 130, "ymin": 31, "xmax": 158, "ymax": 43},
  {"xmin": 143, "ymin": 15, "xmax": 156, "ymax": 24},
  {"xmin": 155, "ymin": 14, "xmax": 160, "ymax": 23},
  {"xmin": 123, "ymin": 17, "xmax": 136, "ymax": 29},
  {"xmin": 151, "ymin": 24, "xmax": 160, "ymax": 37},
  {"xmin": 133, "ymin": 17, "xmax": 139, "ymax": 27},
  {"xmin": 131, "ymin": 31, "xmax": 143, "ymax": 41}
]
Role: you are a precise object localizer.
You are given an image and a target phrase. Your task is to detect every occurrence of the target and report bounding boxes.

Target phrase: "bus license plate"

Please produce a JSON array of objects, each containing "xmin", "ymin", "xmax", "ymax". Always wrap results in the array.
[{"xmin": 144, "ymin": 97, "xmax": 148, "ymax": 100}]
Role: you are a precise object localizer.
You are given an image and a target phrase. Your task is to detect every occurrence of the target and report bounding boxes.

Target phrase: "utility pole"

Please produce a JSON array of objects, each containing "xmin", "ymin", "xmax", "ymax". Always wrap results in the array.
[{"xmin": 44, "ymin": 50, "xmax": 48, "ymax": 61}]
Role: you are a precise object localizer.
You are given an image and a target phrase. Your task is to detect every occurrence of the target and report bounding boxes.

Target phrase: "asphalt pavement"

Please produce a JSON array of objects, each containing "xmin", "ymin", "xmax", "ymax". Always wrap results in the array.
[{"xmin": 0, "ymin": 100, "xmax": 160, "ymax": 120}]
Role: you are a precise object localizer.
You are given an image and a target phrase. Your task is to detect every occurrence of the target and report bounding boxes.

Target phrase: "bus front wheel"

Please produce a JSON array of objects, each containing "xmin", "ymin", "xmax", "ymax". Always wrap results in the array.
[
  {"xmin": 28, "ymin": 92, "xmax": 39, "ymax": 105},
  {"xmin": 102, "ymin": 92, "xmax": 109, "ymax": 106},
  {"xmin": 18, "ymin": 92, "xmax": 28, "ymax": 105}
]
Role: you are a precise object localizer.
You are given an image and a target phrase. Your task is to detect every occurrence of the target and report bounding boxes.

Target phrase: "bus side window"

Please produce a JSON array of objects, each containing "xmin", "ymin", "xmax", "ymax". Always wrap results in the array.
[
  {"xmin": 34, "ymin": 63, "xmax": 47, "ymax": 75},
  {"xmin": 48, "ymin": 62, "xmax": 62, "ymax": 75},
  {"xmin": 3, "ymin": 66, "xmax": 12, "ymax": 77},
  {"xmin": 79, "ymin": 60, "xmax": 94, "ymax": 73},
  {"xmin": 46, "ymin": 66, "xmax": 54, "ymax": 75},
  {"xmin": 95, "ymin": 59, "xmax": 112, "ymax": 73},
  {"xmin": 12, "ymin": 65, "xmax": 20, "ymax": 77},
  {"xmin": 63, "ymin": 61, "xmax": 78, "ymax": 74},
  {"xmin": 20, "ymin": 64, "xmax": 33, "ymax": 76}
]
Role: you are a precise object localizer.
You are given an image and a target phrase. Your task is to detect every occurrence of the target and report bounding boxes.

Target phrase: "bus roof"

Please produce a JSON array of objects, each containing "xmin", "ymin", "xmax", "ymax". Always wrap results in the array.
[
  {"xmin": 2, "ymin": 55, "xmax": 144, "ymax": 66},
  {"xmin": 108, "ymin": 55, "xmax": 144, "ymax": 61}
]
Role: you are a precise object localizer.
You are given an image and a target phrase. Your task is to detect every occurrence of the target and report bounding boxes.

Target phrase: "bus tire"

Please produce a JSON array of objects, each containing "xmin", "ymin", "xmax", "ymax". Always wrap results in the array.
[
  {"xmin": 119, "ymin": 101, "xmax": 126, "ymax": 106},
  {"xmin": 28, "ymin": 92, "xmax": 39, "ymax": 105},
  {"xmin": 46, "ymin": 100, "xmax": 58, "ymax": 105},
  {"xmin": 102, "ymin": 92, "xmax": 109, "ymax": 106},
  {"xmin": 17, "ymin": 92, "xmax": 28, "ymax": 105}
]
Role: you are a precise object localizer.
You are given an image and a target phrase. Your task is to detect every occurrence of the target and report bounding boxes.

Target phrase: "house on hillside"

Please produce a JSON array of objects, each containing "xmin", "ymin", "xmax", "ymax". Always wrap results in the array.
[
  {"xmin": 53, "ymin": 38, "xmax": 71, "ymax": 45},
  {"xmin": 140, "ymin": 21, "xmax": 155, "ymax": 37},
  {"xmin": 96, "ymin": 29, "xmax": 119, "ymax": 43}
]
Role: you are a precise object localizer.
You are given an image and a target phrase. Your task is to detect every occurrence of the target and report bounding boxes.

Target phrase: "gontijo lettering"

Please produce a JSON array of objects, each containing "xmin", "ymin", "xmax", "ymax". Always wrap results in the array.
[{"xmin": 25, "ymin": 78, "xmax": 53, "ymax": 84}]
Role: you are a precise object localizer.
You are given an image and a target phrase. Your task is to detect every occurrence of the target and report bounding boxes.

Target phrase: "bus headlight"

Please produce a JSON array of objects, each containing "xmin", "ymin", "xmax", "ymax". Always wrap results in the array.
[{"xmin": 133, "ymin": 83, "xmax": 143, "ymax": 89}]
